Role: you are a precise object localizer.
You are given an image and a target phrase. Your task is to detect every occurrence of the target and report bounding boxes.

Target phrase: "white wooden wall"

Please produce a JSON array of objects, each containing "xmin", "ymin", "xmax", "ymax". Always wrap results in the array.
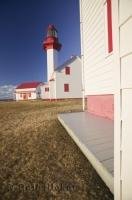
[
  {"xmin": 40, "ymin": 84, "xmax": 49, "ymax": 99},
  {"xmin": 80, "ymin": 0, "xmax": 115, "ymax": 95},
  {"xmin": 15, "ymin": 88, "xmax": 37, "ymax": 100},
  {"xmin": 80, "ymin": 0, "xmax": 132, "ymax": 199},
  {"xmin": 49, "ymin": 80, "xmax": 56, "ymax": 99},
  {"xmin": 55, "ymin": 57, "xmax": 82, "ymax": 99},
  {"xmin": 15, "ymin": 87, "xmax": 41, "ymax": 100},
  {"xmin": 119, "ymin": 0, "xmax": 132, "ymax": 199}
]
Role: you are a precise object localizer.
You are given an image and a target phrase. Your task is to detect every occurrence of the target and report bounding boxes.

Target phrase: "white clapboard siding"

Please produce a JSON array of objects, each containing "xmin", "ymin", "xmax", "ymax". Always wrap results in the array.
[
  {"xmin": 80, "ymin": 0, "xmax": 115, "ymax": 95},
  {"xmin": 122, "ymin": 89, "xmax": 132, "ymax": 200},
  {"xmin": 121, "ymin": 54, "xmax": 132, "ymax": 88},
  {"xmin": 119, "ymin": 0, "xmax": 132, "ymax": 25},
  {"xmin": 40, "ymin": 85, "xmax": 49, "ymax": 99},
  {"xmin": 120, "ymin": 17, "xmax": 132, "ymax": 58},
  {"xmin": 55, "ymin": 57, "xmax": 82, "ymax": 99},
  {"xmin": 16, "ymin": 88, "xmax": 38, "ymax": 100},
  {"xmin": 119, "ymin": 0, "xmax": 132, "ymax": 199},
  {"xmin": 49, "ymin": 80, "xmax": 56, "ymax": 99}
]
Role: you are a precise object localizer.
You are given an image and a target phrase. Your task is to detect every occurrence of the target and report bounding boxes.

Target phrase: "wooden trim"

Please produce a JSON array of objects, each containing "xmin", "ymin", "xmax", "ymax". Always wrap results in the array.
[{"xmin": 107, "ymin": 0, "xmax": 113, "ymax": 53}]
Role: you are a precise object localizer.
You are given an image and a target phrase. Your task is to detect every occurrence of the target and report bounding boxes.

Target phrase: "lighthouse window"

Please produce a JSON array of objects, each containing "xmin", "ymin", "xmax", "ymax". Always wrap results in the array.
[
  {"xmin": 54, "ymin": 30, "xmax": 57, "ymax": 38},
  {"xmin": 65, "ymin": 66, "xmax": 70, "ymax": 75},
  {"xmin": 47, "ymin": 29, "xmax": 57, "ymax": 38},
  {"xmin": 47, "ymin": 29, "xmax": 52, "ymax": 37},
  {"xmin": 64, "ymin": 84, "xmax": 69, "ymax": 92},
  {"xmin": 45, "ymin": 87, "xmax": 49, "ymax": 92}
]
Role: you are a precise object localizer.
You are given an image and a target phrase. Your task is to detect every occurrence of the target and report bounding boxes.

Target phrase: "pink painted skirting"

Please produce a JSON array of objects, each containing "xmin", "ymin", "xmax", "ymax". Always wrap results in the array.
[{"xmin": 87, "ymin": 95, "xmax": 114, "ymax": 120}]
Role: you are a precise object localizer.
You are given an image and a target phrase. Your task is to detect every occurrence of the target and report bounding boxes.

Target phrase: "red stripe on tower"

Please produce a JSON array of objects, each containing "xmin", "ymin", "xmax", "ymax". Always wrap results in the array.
[{"xmin": 107, "ymin": 0, "xmax": 113, "ymax": 53}]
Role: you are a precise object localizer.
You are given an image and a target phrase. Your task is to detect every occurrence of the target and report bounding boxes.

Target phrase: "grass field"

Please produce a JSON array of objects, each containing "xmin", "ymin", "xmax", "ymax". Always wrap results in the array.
[{"xmin": 0, "ymin": 100, "xmax": 113, "ymax": 200}]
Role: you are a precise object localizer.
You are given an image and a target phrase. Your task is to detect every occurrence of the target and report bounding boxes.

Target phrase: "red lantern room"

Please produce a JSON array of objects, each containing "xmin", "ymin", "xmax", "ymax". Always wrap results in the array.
[{"xmin": 43, "ymin": 24, "xmax": 62, "ymax": 51}]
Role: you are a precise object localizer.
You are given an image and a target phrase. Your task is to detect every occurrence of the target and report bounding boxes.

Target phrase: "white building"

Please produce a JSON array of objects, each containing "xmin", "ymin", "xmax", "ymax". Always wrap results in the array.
[
  {"xmin": 15, "ymin": 25, "xmax": 82, "ymax": 101},
  {"xmin": 58, "ymin": 0, "xmax": 132, "ymax": 199},
  {"xmin": 79, "ymin": 0, "xmax": 132, "ymax": 199},
  {"xmin": 15, "ymin": 82, "xmax": 42, "ymax": 100},
  {"xmin": 42, "ymin": 25, "xmax": 82, "ymax": 100},
  {"xmin": 40, "ymin": 82, "xmax": 50, "ymax": 100}
]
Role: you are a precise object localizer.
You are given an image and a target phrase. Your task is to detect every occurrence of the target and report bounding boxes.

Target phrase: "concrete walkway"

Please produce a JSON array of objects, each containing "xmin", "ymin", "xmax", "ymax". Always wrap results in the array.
[{"xmin": 58, "ymin": 112, "xmax": 114, "ymax": 193}]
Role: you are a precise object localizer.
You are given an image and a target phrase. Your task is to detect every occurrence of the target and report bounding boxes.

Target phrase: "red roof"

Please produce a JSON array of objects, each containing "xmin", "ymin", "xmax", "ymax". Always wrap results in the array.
[{"xmin": 16, "ymin": 82, "xmax": 42, "ymax": 89}]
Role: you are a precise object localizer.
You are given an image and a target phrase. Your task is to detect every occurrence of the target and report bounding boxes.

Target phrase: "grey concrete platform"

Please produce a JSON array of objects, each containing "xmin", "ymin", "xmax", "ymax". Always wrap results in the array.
[{"xmin": 58, "ymin": 112, "xmax": 114, "ymax": 193}]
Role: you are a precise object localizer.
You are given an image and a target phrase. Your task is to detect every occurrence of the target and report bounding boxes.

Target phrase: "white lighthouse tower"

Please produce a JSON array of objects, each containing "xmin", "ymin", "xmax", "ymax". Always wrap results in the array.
[{"xmin": 43, "ymin": 25, "xmax": 62, "ymax": 81}]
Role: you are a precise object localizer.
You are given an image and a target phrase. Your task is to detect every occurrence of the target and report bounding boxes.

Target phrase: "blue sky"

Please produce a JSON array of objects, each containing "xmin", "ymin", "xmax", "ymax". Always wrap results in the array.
[{"xmin": 0, "ymin": 0, "xmax": 81, "ymax": 86}]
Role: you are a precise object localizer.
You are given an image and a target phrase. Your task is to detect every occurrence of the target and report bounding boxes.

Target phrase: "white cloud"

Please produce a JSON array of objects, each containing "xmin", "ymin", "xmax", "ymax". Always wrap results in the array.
[{"xmin": 0, "ymin": 85, "xmax": 16, "ymax": 100}]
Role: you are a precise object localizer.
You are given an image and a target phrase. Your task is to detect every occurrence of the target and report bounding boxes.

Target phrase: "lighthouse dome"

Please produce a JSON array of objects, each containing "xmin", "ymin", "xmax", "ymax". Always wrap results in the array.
[
  {"xmin": 47, "ymin": 24, "xmax": 58, "ymax": 38},
  {"xmin": 43, "ymin": 24, "xmax": 62, "ymax": 51}
]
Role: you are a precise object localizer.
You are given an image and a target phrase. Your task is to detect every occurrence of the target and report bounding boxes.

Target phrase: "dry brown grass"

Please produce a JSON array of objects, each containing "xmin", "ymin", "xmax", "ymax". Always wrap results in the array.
[{"xmin": 0, "ymin": 100, "xmax": 113, "ymax": 200}]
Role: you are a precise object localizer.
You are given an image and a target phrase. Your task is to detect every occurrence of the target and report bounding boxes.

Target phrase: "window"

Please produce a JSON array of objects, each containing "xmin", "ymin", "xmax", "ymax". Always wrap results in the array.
[
  {"xmin": 20, "ymin": 93, "xmax": 22, "ymax": 98},
  {"xmin": 45, "ymin": 87, "xmax": 49, "ymax": 92},
  {"xmin": 65, "ymin": 66, "xmax": 70, "ymax": 75},
  {"xmin": 47, "ymin": 27, "xmax": 57, "ymax": 38},
  {"xmin": 104, "ymin": 0, "xmax": 113, "ymax": 54},
  {"xmin": 29, "ymin": 93, "xmax": 31, "ymax": 97},
  {"xmin": 64, "ymin": 84, "xmax": 69, "ymax": 92}
]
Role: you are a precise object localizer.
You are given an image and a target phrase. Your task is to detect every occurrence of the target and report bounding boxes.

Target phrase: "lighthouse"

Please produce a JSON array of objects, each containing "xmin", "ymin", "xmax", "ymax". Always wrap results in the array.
[{"xmin": 43, "ymin": 25, "xmax": 62, "ymax": 81}]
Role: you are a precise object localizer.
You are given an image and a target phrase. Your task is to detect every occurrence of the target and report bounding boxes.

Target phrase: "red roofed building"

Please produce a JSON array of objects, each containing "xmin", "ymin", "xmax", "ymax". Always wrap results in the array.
[
  {"xmin": 15, "ymin": 24, "xmax": 82, "ymax": 101},
  {"xmin": 15, "ymin": 81, "xmax": 42, "ymax": 100}
]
